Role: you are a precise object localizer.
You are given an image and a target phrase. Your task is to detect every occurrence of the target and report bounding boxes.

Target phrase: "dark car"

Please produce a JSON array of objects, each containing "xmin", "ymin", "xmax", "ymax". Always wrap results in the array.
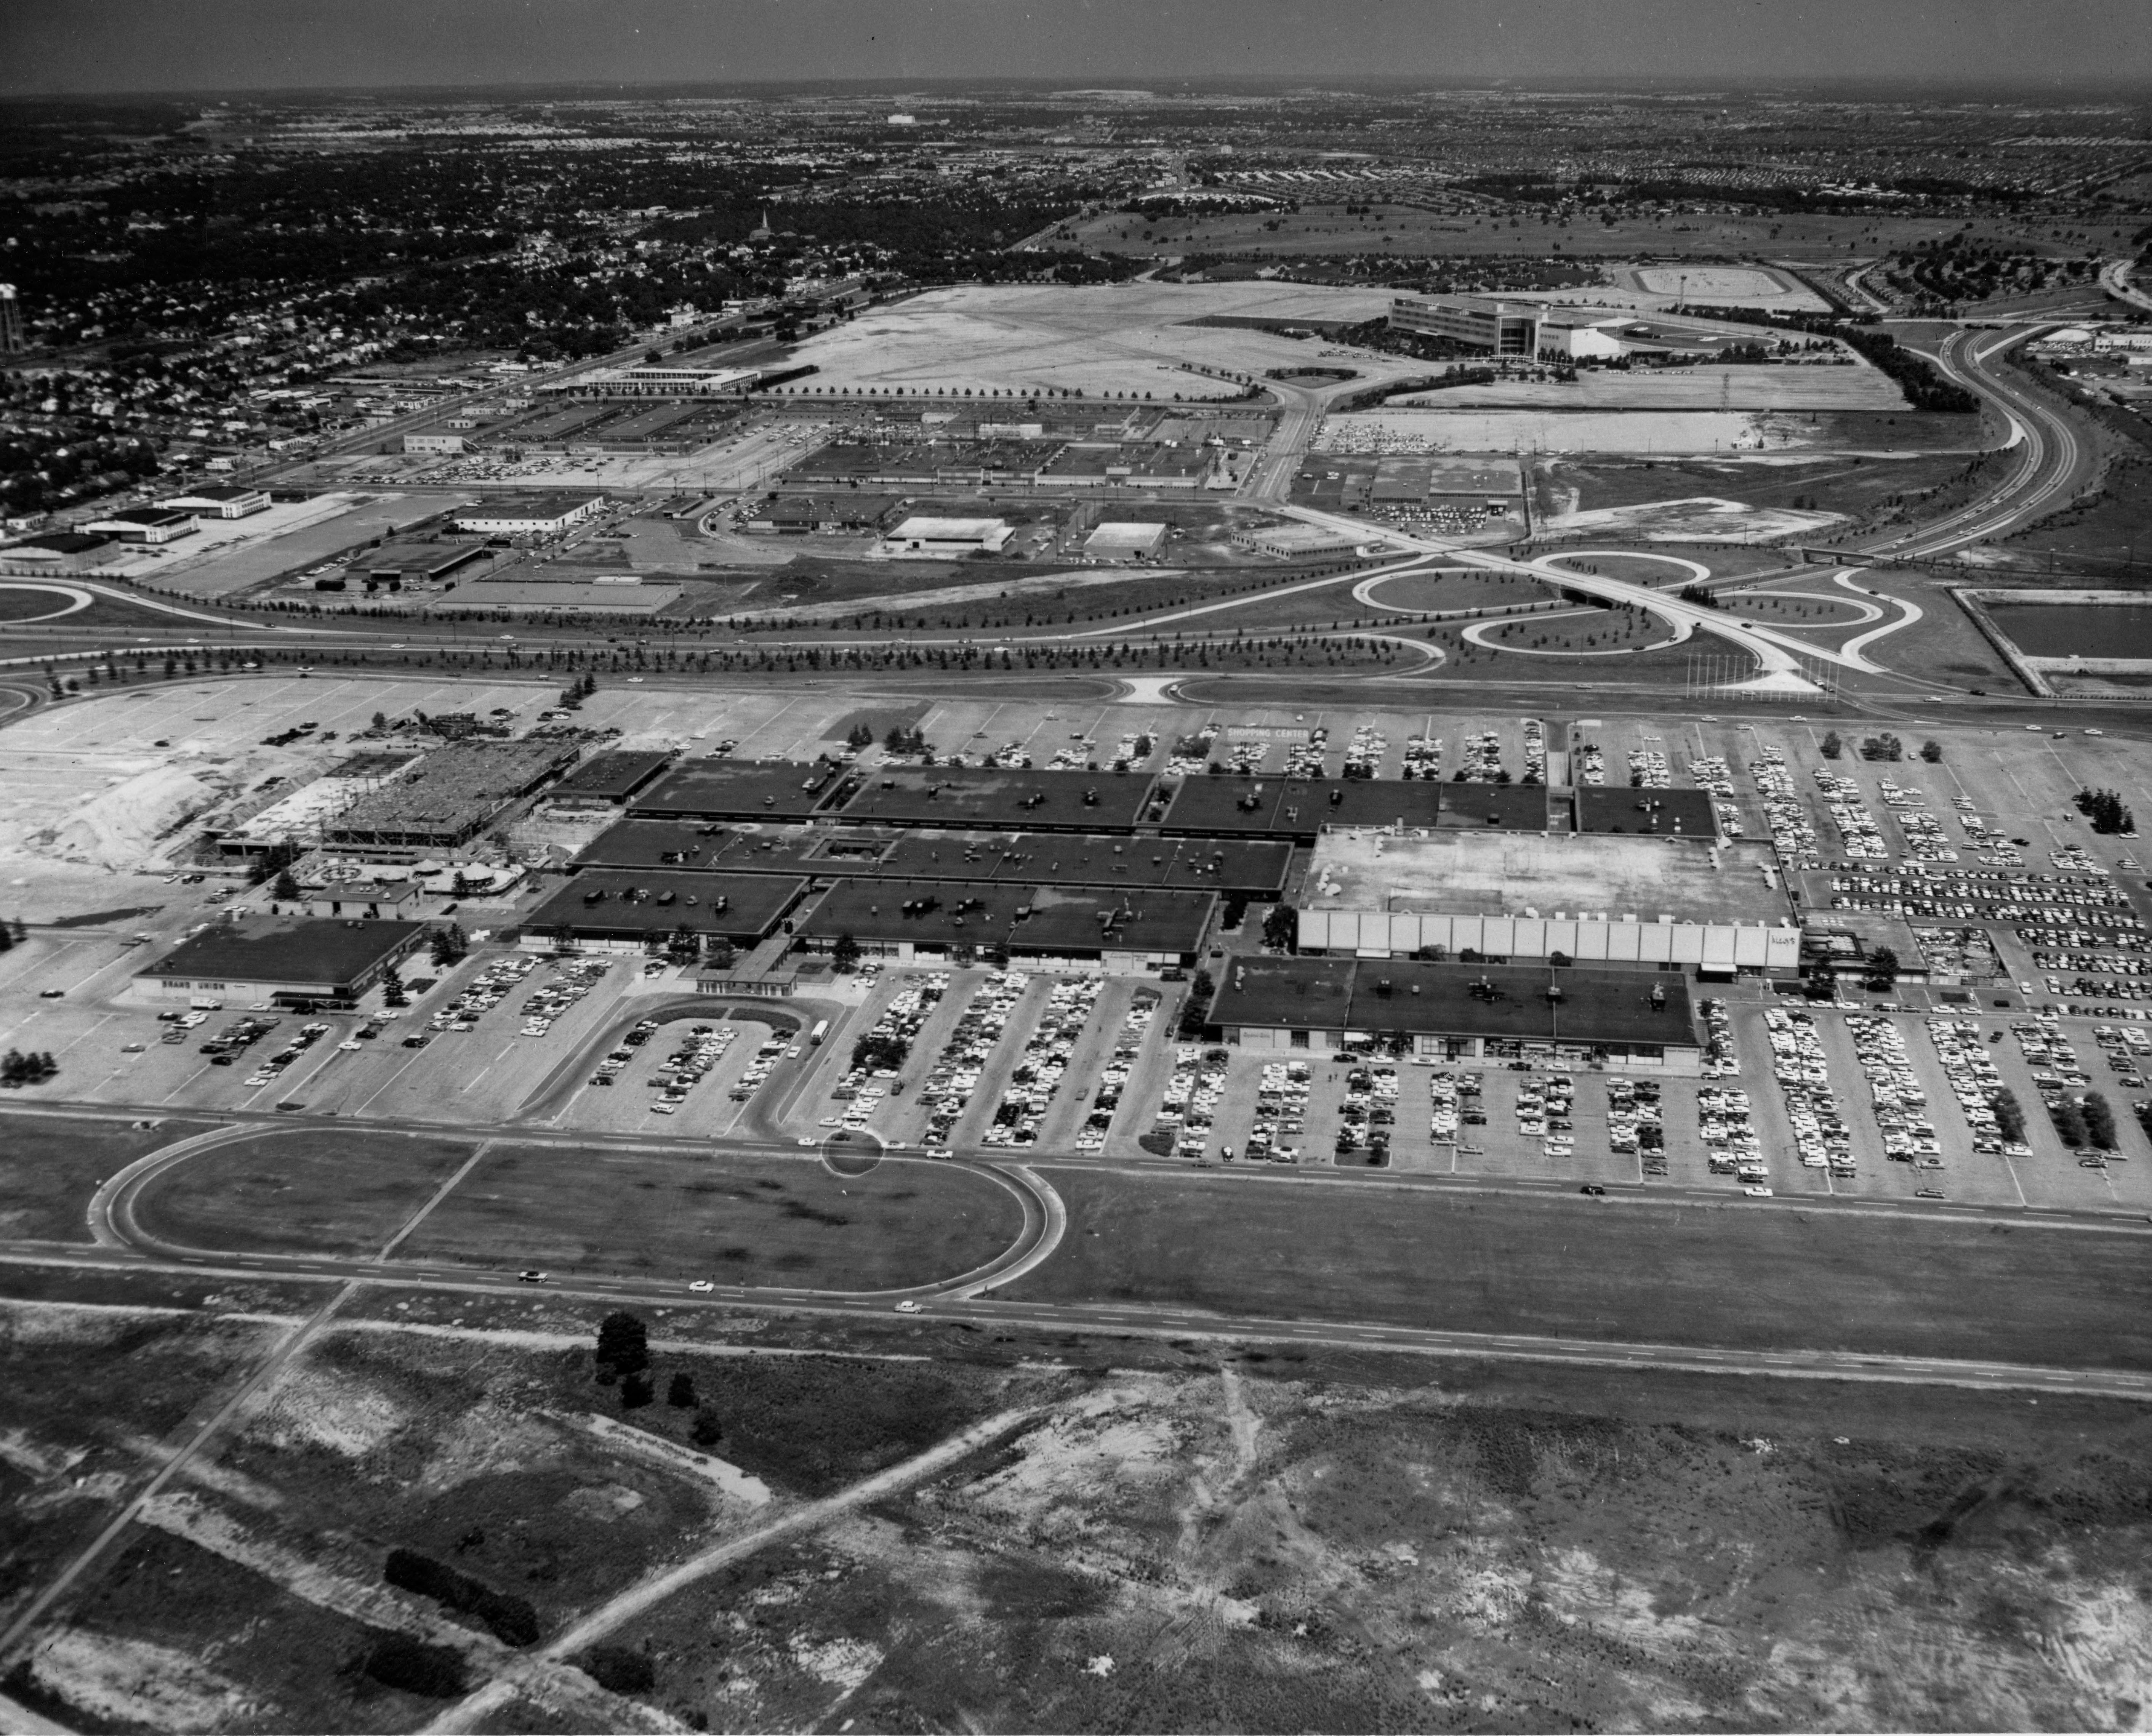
[
  {"xmin": 1579, "ymin": 1184, "xmax": 1607, "ymax": 1197},
  {"xmin": 37, "ymin": 989, "xmax": 62, "ymax": 999}
]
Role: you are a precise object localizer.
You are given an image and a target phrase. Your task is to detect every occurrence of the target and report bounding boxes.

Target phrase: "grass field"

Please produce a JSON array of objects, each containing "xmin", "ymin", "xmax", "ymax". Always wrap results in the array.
[
  {"xmin": 132, "ymin": 1129, "xmax": 478, "ymax": 1257},
  {"xmin": 1013, "ymin": 1168, "xmax": 2152, "ymax": 1369},
  {"xmin": 0, "ymin": 1113, "xmax": 212, "ymax": 1242},
  {"xmin": 396, "ymin": 1146, "xmax": 1026, "ymax": 1289}
]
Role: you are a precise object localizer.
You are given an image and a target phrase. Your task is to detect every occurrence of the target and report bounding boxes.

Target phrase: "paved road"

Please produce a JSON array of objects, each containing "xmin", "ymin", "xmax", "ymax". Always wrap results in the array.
[
  {"xmin": 2101, "ymin": 256, "xmax": 2152, "ymax": 317},
  {"xmin": 1861, "ymin": 326, "xmax": 2089, "ymax": 560}
]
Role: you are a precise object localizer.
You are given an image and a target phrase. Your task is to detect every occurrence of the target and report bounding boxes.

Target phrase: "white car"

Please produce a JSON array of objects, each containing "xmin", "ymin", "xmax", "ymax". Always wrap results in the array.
[
  {"xmin": 894, "ymin": 1300, "xmax": 922, "ymax": 1313},
  {"xmin": 687, "ymin": 1280, "xmax": 714, "ymax": 1294},
  {"xmin": 1741, "ymin": 1185, "xmax": 1773, "ymax": 1198},
  {"xmin": 797, "ymin": 1136, "xmax": 818, "ymax": 1146},
  {"xmin": 338, "ymin": 1040, "xmax": 362, "ymax": 1051}
]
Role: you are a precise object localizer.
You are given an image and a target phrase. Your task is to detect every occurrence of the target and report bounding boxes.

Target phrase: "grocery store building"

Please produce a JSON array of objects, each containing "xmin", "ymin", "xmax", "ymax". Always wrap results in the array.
[{"xmin": 137, "ymin": 916, "xmax": 431, "ymax": 1005}]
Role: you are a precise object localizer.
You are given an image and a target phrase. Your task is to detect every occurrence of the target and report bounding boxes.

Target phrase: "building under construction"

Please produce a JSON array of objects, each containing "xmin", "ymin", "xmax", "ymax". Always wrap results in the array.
[{"xmin": 324, "ymin": 740, "xmax": 581, "ymax": 857}]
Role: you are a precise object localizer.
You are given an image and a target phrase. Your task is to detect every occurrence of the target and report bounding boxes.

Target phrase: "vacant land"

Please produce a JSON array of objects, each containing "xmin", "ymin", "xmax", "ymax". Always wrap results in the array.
[
  {"xmin": 1012, "ymin": 1169, "xmax": 2152, "ymax": 1369},
  {"xmin": 132, "ymin": 1129, "xmax": 477, "ymax": 1258},
  {"xmin": 783, "ymin": 281, "xmax": 1407, "ymax": 399},
  {"xmin": 397, "ymin": 1146, "xmax": 1025, "ymax": 1289},
  {"xmin": 0, "ymin": 1112, "xmax": 210, "ymax": 1242}
]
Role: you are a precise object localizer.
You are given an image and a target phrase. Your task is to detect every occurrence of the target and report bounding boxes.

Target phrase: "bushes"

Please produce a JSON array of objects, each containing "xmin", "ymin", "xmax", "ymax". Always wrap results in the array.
[
  {"xmin": 579, "ymin": 1645, "xmax": 655, "ymax": 1695},
  {"xmin": 1992, "ymin": 1087, "xmax": 2026, "ymax": 1143},
  {"xmin": 850, "ymin": 1031, "xmax": 909, "ymax": 1071},
  {"xmin": 2049, "ymin": 1095, "xmax": 2090, "ymax": 1148},
  {"xmin": 2084, "ymin": 1091, "xmax": 2117, "ymax": 1149},
  {"xmin": 2075, "ymin": 788, "xmax": 2136, "ymax": 835},
  {"xmin": 383, "ymin": 1548, "xmax": 540, "ymax": 1647},
  {"xmin": 359, "ymin": 1635, "xmax": 468, "ymax": 1698}
]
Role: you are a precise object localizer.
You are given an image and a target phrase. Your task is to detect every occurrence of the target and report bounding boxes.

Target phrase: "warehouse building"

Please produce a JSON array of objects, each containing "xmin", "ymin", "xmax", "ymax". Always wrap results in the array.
[
  {"xmin": 326, "ymin": 739, "xmax": 581, "ymax": 856},
  {"xmin": 876, "ymin": 516, "xmax": 1012, "ymax": 558},
  {"xmin": 80, "ymin": 506, "xmax": 197, "ymax": 545},
  {"xmin": 138, "ymin": 916, "xmax": 431, "ymax": 1006},
  {"xmin": 519, "ymin": 870, "xmax": 809, "ymax": 953},
  {"xmin": 335, "ymin": 541, "xmax": 489, "ymax": 592},
  {"xmin": 793, "ymin": 878, "xmax": 1214, "ymax": 972},
  {"xmin": 0, "ymin": 530, "xmax": 118, "ymax": 573},
  {"xmin": 1294, "ymin": 828, "xmax": 1800, "ymax": 974},
  {"xmin": 1210, "ymin": 954, "xmax": 1702, "ymax": 1070},
  {"xmin": 1231, "ymin": 523, "xmax": 1371, "ymax": 560},
  {"xmin": 1082, "ymin": 521, "xmax": 1169, "ymax": 562},
  {"xmin": 546, "ymin": 750, "xmax": 677, "ymax": 810},
  {"xmin": 450, "ymin": 494, "xmax": 605, "ymax": 535}
]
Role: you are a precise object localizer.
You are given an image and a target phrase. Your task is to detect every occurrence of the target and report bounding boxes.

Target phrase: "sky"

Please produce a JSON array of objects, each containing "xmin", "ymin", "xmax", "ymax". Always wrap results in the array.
[{"xmin": 2, "ymin": 0, "xmax": 2149, "ymax": 98}]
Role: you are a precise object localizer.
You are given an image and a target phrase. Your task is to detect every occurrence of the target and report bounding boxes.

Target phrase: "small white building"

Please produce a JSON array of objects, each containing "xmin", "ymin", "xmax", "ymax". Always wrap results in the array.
[
  {"xmin": 878, "ymin": 516, "xmax": 1012, "ymax": 558},
  {"xmin": 452, "ymin": 494, "xmax": 605, "ymax": 536},
  {"xmin": 161, "ymin": 486, "xmax": 272, "ymax": 519},
  {"xmin": 403, "ymin": 432, "xmax": 466, "ymax": 455},
  {"xmin": 1083, "ymin": 521, "xmax": 1169, "ymax": 562}
]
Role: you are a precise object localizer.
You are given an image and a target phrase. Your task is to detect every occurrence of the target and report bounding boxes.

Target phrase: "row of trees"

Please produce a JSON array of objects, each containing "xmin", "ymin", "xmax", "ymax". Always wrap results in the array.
[{"xmin": 1, "ymin": 1050, "xmax": 59, "ymax": 1087}]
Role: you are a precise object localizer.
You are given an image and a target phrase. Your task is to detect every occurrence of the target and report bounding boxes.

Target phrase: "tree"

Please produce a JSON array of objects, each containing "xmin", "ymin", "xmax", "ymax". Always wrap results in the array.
[
  {"xmin": 1819, "ymin": 731, "xmax": 1843, "ymax": 759},
  {"xmin": 691, "ymin": 1407, "xmax": 724, "ymax": 1446},
  {"xmin": 1177, "ymin": 969, "xmax": 1216, "ymax": 1039},
  {"xmin": 372, "ymin": 710, "xmax": 388, "ymax": 731},
  {"xmin": 1548, "ymin": 950, "xmax": 1572, "ymax": 967},
  {"xmin": 594, "ymin": 1310, "xmax": 649, "ymax": 1379},
  {"xmin": 666, "ymin": 924, "xmax": 701, "ymax": 964},
  {"xmin": 1920, "ymin": 739, "xmax": 1943, "ymax": 762},
  {"xmin": 1863, "ymin": 946, "xmax": 1901, "ymax": 991},
  {"xmin": 272, "ymin": 870, "xmax": 302, "ymax": 902},
  {"xmin": 666, "ymin": 1372, "xmax": 696, "ymax": 1408},
  {"xmin": 2084, "ymin": 1091, "xmax": 2117, "ymax": 1149},
  {"xmin": 831, "ymin": 931, "xmax": 862, "ymax": 973},
  {"xmin": 1991, "ymin": 1087, "xmax": 2026, "ymax": 1143},
  {"xmin": 429, "ymin": 922, "xmax": 469, "ymax": 968},
  {"xmin": 580, "ymin": 1646, "xmax": 654, "ymax": 1695},
  {"xmin": 620, "ymin": 1371, "xmax": 654, "ymax": 1409},
  {"xmin": 1261, "ymin": 904, "xmax": 1297, "ymax": 952},
  {"xmin": 851, "ymin": 1031, "xmax": 909, "ymax": 1071}
]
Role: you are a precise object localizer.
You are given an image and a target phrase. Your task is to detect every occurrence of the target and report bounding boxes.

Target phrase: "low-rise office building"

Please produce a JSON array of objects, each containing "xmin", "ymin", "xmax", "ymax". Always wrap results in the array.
[
  {"xmin": 80, "ymin": 507, "xmax": 197, "ymax": 545},
  {"xmin": 161, "ymin": 486, "xmax": 272, "ymax": 519},
  {"xmin": 794, "ymin": 878, "xmax": 1214, "ymax": 972}
]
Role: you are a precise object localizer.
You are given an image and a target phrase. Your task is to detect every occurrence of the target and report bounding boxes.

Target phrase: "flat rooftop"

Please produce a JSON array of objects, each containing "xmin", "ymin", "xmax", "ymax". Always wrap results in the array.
[
  {"xmin": 1306, "ymin": 829, "xmax": 1791, "ymax": 927},
  {"xmin": 1438, "ymin": 783, "xmax": 1554, "ymax": 831},
  {"xmin": 1213, "ymin": 954, "xmax": 1699, "ymax": 1049},
  {"xmin": 796, "ymin": 878, "xmax": 1213, "ymax": 956},
  {"xmin": 573, "ymin": 822, "xmax": 1289, "ymax": 896},
  {"xmin": 630, "ymin": 760, "xmax": 849, "ymax": 822},
  {"xmin": 548, "ymin": 750, "xmax": 675, "ymax": 803},
  {"xmin": 839, "ymin": 766, "xmax": 1157, "ymax": 833},
  {"xmin": 140, "ymin": 916, "xmax": 418, "ymax": 989},
  {"xmin": 522, "ymin": 870, "xmax": 807, "ymax": 941},
  {"xmin": 1575, "ymin": 786, "xmax": 1720, "ymax": 839},
  {"xmin": 1160, "ymin": 776, "xmax": 1446, "ymax": 841}
]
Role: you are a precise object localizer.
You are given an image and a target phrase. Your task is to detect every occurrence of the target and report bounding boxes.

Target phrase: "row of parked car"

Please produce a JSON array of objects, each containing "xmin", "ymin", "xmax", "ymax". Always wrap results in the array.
[
  {"xmin": 1752, "ymin": 749, "xmax": 1823, "ymax": 872},
  {"xmin": 984, "ymin": 978, "xmax": 1101, "ymax": 1148},
  {"xmin": 519, "ymin": 957, "xmax": 613, "ymax": 1038},
  {"xmin": 1156, "ymin": 1045, "xmax": 1229, "ymax": 1159},
  {"xmin": 1814, "ymin": 768, "xmax": 1888, "ymax": 860},
  {"xmin": 429, "ymin": 955, "xmax": 538, "ymax": 1035},
  {"xmin": 1847, "ymin": 1014, "xmax": 1937, "ymax": 1179},
  {"xmin": 1928, "ymin": 1018, "xmax": 2025, "ymax": 1162},
  {"xmin": 919, "ymin": 971, "xmax": 1031, "ymax": 1146},
  {"xmin": 1076, "ymin": 995, "xmax": 1155, "ymax": 1153}
]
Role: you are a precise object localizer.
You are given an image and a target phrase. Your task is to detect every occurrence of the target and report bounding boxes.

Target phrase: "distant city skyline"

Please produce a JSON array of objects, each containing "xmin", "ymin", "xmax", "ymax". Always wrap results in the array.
[{"xmin": 3, "ymin": 0, "xmax": 2149, "ymax": 99}]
